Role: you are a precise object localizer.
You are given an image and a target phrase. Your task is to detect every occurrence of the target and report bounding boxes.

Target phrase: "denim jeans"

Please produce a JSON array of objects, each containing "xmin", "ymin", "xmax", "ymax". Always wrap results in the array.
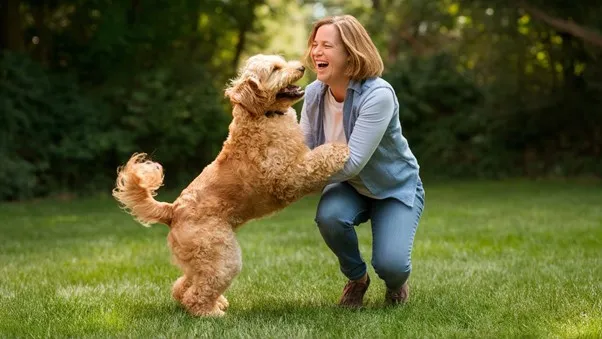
[{"xmin": 315, "ymin": 181, "xmax": 425, "ymax": 290}]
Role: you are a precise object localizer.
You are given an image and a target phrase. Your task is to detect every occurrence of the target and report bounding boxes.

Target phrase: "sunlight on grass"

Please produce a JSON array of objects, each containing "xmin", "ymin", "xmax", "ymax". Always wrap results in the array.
[
  {"xmin": 555, "ymin": 312, "xmax": 602, "ymax": 338},
  {"xmin": 0, "ymin": 180, "xmax": 601, "ymax": 337}
]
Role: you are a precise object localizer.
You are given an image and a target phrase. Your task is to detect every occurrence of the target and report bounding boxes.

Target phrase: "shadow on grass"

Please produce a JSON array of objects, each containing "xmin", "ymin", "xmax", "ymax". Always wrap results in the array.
[{"xmin": 124, "ymin": 295, "xmax": 413, "ymax": 321}]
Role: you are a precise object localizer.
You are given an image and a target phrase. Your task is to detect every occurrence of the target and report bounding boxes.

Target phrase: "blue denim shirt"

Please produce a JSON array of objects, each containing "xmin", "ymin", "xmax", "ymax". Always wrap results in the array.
[{"xmin": 300, "ymin": 77, "xmax": 421, "ymax": 207}]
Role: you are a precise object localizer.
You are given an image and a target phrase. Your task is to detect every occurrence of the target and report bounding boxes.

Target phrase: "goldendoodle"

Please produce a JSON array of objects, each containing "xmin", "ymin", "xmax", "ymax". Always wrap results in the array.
[{"xmin": 112, "ymin": 54, "xmax": 349, "ymax": 317}]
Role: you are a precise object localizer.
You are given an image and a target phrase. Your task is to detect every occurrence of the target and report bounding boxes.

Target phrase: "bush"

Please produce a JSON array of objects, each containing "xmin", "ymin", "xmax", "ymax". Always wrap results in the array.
[
  {"xmin": 384, "ymin": 53, "xmax": 490, "ymax": 178},
  {"xmin": 385, "ymin": 52, "xmax": 602, "ymax": 179},
  {"xmin": 0, "ymin": 51, "xmax": 114, "ymax": 200},
  {"xmin": 104, "ymin": 60, "xmax": 230, "ymax": 187},
  {"xmin": 0, "ymin": 52, "xmax": 230, "ymax": 200}
]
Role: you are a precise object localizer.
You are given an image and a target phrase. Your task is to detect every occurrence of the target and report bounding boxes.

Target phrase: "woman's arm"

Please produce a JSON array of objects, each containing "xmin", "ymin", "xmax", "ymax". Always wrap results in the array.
[{"xmin": 328, "ymin": 87, "xmax": 395, "ymax": 183}]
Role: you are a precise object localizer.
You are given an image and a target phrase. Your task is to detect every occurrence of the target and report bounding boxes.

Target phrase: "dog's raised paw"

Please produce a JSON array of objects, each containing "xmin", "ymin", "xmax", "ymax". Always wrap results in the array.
[{"xmin": 325, "ymin": 143, "xmax": 350, "ymax": 169}]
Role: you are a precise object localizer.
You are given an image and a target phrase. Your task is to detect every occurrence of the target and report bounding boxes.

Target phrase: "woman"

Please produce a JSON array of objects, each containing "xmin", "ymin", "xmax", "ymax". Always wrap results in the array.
[{"xmin": 300, "ymin": 15, "xmax": 425, "ymax": 308}]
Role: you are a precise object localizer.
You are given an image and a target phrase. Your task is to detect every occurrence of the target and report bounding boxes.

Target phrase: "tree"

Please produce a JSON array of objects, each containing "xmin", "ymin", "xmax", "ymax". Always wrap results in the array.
[{"xmin": 0, "ymin": 0, "xmax": 24, "ymax": 52}]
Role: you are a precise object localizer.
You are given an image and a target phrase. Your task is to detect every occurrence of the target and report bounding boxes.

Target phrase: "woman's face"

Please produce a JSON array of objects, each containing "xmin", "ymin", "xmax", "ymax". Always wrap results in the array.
[{"xmin": 311, "ymin": 24, "xmax": 349, "ymax": 85}]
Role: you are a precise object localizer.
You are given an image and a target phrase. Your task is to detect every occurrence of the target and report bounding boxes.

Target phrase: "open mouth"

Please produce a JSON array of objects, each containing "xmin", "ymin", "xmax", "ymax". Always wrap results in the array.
[
  {"xmin": 276, "ymin": 84, "xmax": 304, "ymax": 99},
  {"xmin": 316, "ymin": 61, "xmax": 329, "ymax": 69}
]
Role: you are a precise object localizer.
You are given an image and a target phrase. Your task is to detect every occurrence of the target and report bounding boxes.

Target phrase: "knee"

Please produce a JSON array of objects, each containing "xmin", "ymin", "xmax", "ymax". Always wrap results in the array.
[
  {"xmin": 315, "ymin": 209, "xmax": 349, "ymax": 238},
  {"xmin": 372, "ymin": 255, "xmax": 411, "ymax": 283}
]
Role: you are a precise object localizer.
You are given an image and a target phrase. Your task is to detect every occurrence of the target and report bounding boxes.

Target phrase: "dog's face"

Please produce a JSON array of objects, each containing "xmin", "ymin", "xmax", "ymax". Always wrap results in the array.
[{"xmin": 225, "ymin": 55, "xmax": 305, "ymax": 116}]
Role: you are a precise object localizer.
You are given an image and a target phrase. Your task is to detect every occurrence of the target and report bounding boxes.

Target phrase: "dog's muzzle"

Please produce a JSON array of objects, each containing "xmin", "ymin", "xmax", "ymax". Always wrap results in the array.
[{"xmin": 276, "ymin": 85, "xmax": 304, "ymax": 99}]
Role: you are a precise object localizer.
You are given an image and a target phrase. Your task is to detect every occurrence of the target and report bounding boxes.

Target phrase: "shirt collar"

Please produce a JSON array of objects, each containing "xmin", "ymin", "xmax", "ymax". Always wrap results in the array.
[{"xmin": 347, "ymin": 78, "xmax": 363, "ymax": 94}]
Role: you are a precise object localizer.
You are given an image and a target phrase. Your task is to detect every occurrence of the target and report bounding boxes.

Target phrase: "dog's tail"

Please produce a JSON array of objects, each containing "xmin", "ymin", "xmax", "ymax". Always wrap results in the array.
[{"xmin": 112, "ymin": 153, "xmax": 174, "ymax": 227}]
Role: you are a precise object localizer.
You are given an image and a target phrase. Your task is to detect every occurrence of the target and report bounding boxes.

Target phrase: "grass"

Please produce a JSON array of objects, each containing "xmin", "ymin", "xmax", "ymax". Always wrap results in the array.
[{"xmin": 0, "ymin": 179, "xmax": 601, "ymax": 338}]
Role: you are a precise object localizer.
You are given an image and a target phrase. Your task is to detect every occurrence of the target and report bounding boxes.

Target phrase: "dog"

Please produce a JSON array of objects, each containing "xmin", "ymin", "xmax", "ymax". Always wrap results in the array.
[{"xmin": 112, "ymin": 54, "xmax": 349, "ymax": 317}]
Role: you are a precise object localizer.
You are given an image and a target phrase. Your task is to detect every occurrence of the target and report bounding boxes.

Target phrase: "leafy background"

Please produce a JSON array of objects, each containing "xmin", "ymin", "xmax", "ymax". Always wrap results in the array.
[{"xmin": 1, "ymin": 0, "xmax": 601, "ymax": 200}]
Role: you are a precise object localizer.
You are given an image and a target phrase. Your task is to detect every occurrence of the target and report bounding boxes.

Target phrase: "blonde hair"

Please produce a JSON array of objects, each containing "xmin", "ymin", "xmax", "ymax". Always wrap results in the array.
[{"xmin": 303, "ymin": 15, "xmax": 384, "ymax": 80}]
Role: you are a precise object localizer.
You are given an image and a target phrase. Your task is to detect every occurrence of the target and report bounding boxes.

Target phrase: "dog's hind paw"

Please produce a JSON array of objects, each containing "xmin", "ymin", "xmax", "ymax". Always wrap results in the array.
[
  {"xmin": 172, "ymin": 276, "xmax": 191, "ymax": 303},
  {"xmin": 186, "ymin": 303, "xmax": 226, "ymax": 317},
  {"xmin": 217, "ymin": 295, "xmax": 229, "ymax": 311}
]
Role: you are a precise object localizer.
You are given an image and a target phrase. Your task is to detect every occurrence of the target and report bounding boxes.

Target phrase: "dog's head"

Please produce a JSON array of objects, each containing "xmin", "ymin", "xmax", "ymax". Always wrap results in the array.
[{"xmin": 225, "ymin": 54, "xmax": 305, "ymax": 117}]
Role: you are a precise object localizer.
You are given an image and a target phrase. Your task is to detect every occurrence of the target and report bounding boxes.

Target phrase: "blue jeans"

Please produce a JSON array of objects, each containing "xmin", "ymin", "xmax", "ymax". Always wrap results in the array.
[{"xmin": 315, "ymin": 181, "xmax": 425, "ymax": 290}]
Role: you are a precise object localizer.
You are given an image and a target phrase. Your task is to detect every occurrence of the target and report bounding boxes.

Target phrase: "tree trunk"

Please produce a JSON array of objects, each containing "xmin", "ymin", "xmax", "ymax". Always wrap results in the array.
[
  {"xmin": 371, "ymin": 0, "xmax": 381, "ymax": 11},
  {"xmin": 32, "ymin": 3, "xmax": 50, "ymax": 65},
  {"xmin": 232, "ymin": 23, "xmax": 248, "ymax": 71},
  {"xmin": 231, "ymin": 0, "xmax": 263, "ymax": 71},
  {"xmin": 127, "ymin": 0, "xmax": 141, "ymax": 25},
  {"xmin": 0, "ymin": 0, "xmax": 24, "ymax": 52}
]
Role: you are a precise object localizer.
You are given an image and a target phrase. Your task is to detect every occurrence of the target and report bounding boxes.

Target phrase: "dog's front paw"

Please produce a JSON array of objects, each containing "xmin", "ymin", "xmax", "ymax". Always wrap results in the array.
[
  {"xmin": 323, "ymin": 143, "xmax": 349, "ymax": 171},
  {"xmin": 301, "ymin": 143, "xmax": 350, "ymax": 189}
]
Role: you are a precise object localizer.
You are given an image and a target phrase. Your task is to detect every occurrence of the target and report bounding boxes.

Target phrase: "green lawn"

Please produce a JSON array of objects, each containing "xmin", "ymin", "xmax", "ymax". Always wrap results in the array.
[{"xmin": 1, "ymin": 180, "xmax": 601, "ymax": 338}]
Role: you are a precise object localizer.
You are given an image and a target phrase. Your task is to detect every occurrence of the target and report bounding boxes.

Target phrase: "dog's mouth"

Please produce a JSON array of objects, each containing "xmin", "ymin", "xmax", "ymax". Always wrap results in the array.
[{"xmin": 276, "ymin": 84, "xmax": 304, "ymax": 99}]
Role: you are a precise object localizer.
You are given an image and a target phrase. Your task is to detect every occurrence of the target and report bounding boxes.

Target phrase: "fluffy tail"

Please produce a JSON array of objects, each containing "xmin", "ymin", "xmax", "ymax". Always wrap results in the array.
[{"xmin": 112, "ymin": 153, "xmax": 174, "ymax": 226}]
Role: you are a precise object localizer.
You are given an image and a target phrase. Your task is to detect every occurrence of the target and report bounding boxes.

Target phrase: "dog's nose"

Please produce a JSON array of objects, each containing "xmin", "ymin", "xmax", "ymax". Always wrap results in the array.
[{"xmin": 298, "ymin": 66, "xmax": 305, "ymax": 72}]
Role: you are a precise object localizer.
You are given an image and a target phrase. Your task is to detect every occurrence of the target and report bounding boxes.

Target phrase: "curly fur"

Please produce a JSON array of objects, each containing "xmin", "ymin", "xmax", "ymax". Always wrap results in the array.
[{"xmin": 113, "ymin": 54, "xmax": 349, "ymax": 317}]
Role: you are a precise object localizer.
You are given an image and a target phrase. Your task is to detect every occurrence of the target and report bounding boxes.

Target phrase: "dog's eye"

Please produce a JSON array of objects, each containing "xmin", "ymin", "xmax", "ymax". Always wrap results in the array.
[{"xmin": 272, "ymin": 65, "xmax": 282, "ymax": 73}]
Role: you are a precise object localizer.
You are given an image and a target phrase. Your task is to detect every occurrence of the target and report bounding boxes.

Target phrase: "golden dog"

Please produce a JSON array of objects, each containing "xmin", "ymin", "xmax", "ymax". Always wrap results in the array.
[{"xmin": 112, "ymin": 54, "xmax": 349, "ymax": 316}]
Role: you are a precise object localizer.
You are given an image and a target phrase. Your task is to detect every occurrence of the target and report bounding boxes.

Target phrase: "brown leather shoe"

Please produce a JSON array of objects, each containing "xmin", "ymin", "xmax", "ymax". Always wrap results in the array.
[
  {"xmin": 385, "ymin": 281, "xmax": 409, "ymax": 305},
  {"xmin": 338, "ymin": 274, "xmax": 370, "ymax": 308}
]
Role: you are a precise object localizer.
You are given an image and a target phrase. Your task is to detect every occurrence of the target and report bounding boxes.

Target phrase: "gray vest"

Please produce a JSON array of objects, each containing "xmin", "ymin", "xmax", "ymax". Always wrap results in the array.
[{"xmin": 304, "ymin": 77, "xmax": 421, "ymax": 207}]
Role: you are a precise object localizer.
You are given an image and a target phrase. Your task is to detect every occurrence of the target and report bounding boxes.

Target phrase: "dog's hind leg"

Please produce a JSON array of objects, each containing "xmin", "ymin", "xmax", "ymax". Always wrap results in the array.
[
  {"xmin": 177, "ymin": 274, "xmax": 229, "ymax": 312},
  {"xmin": 172, "ymin": 275, "xmax": 228, "ymax": 311},
  {"xmin": 181, "ymin": 276, "xmax": 226, "ymax": 317},
  {"xmin": 172, "ymin": 275, "xmax": 192, "ymax": 303},
  {"xmin": 177, "ymin": 225, "xmax": 242, "ymax": 317}
]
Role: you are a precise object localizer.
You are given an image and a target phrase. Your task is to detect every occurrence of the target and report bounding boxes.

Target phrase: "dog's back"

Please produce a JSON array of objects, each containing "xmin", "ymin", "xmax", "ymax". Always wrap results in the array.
[{"xmin": 177, "ymin": 108, "xmax": 312, "ymax": 227}]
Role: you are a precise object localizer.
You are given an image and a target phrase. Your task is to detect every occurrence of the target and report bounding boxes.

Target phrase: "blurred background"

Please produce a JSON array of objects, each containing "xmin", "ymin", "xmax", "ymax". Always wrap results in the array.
[{"xmin": 1, "ymin": 0, "xmax": 600, "ymax": 202}]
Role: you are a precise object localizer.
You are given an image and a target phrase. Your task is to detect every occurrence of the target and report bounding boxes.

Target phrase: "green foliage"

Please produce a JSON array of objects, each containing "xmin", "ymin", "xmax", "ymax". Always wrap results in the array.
[
  {"xmin": 384, "ymin": 54, "xmax": 493, "ymax": 177},
  {"xmin": 2, "ymin": 0, "xmax": 602, "ymax": 200},
  {"xmin": 0, "ymin": 51, "xmax": 229, "ymax": 200},
  {"xmin": 106, "ymin": 61, "xmax": 229, "ymax": 186},
  {"xmin": 0, "ymin": 0, "xmax": 273, "ymax": 200},
  {"xmin": 359, "ymin": 0, "xmax": 602, "ymax": 178},
  {"xmin": 386, "ymin": 49, "xmax": 602, "ymax": 178},
  {"xmin": 0, "ymin": 51, "xmax": 114, "ymax": 200}
]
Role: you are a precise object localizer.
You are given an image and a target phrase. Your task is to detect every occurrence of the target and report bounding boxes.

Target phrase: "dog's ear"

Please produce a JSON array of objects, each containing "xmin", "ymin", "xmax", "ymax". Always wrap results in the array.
[{"xmin": 224, "ymin": 76, "xmax": 268, "ymax": 116}]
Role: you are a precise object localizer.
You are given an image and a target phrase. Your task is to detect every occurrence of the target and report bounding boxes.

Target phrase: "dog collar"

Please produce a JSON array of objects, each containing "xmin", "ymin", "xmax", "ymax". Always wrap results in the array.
[{"xmin": 265, "ymin": 110, "xmax": 285, "ymax": 117}]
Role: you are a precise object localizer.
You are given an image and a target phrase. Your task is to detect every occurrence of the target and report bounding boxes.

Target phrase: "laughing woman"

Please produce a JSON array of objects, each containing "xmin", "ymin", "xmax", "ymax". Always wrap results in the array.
[{"xmin": 300, "ymin": 15, "xmax": 426, "ymax": 308}]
